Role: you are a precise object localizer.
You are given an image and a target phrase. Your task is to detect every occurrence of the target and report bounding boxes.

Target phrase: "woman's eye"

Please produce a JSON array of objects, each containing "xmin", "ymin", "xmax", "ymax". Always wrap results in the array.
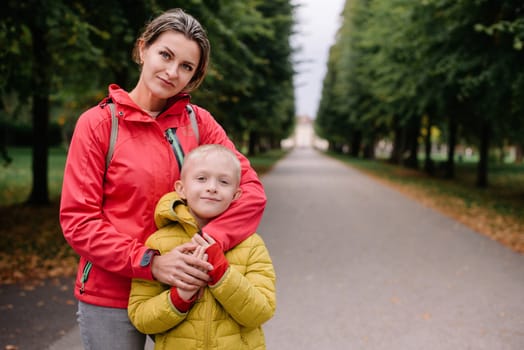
[
  {"xmin": 160, "ymin": 51, "xmax": 171, "ymax": 59},
  {"xmin": 182, "ymin": 63, "xmax": 193, "ymax": 72}
]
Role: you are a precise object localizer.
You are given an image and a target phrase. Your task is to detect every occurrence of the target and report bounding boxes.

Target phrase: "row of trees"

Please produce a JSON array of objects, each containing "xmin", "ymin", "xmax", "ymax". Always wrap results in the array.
[
  {"xmin": 1, "ymin": 0, "xmax": 296, "ymax": 204},
  {"xmin": 316, "ymin": 0, "xmax": 524, "ymax": 187}
]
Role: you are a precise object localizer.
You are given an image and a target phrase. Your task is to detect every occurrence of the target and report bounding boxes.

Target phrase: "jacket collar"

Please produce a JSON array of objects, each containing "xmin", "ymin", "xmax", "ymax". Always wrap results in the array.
[{"xmin": 106, "ymin": 84, "xmax": 191, "ymax": 122}]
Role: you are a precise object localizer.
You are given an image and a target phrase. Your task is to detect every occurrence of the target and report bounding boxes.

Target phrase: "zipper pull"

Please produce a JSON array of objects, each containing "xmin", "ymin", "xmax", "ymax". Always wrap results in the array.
[
  {"xmin": 165, "ymin": 129, "xmax": 175, "ymax": 144},
  {"xmin": 80, "ymin": 261, "xmax": 93, "ymax": 295}
]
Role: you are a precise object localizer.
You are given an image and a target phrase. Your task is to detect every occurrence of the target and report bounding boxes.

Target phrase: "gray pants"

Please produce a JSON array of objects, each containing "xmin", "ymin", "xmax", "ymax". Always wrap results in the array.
[{"xmin": 78, "ymin": 301, "xmax": 146, "ymax": 350}]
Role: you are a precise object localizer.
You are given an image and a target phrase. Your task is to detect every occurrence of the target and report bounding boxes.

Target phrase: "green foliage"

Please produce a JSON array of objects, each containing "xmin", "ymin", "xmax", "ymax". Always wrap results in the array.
[
  {"xmin": 316, "ymin": 0, "xmax": 524, "ymax": 183},
  {"xmin": 1, "ymin": 0, "xmax": 296, "ymax": 148},
  {"xmin": 190, "ymin": 0, "xmax": 296, "ymax": 153},
  {"xmin": 1, "ymin": 0, "xmax": 296, "ymax": 204}
]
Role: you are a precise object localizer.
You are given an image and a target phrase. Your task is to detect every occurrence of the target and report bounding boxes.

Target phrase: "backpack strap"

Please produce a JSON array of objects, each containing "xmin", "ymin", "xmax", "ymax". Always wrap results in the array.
[
  {"xmin": 165, "ymin": 128, "xmax": 185, "ymax": 170},
  {"xmin": 85, "ymin": 102, "xmax": 117, "ymax": 294},
  {"xmin": 164, "ymin": 104, "xmax": 200, "ymax": 169},
  {"xmin": 186, "ymin": 104, "xmax": 199, "ymax": 144},
  {"xmin": 105, "ymin": 102, "xmax": 118, "ymax": 172}
]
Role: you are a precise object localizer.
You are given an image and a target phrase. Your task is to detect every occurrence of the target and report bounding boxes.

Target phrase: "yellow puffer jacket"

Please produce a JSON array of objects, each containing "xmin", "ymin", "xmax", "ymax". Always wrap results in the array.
[{"xmin": 128, "ymin": 192, "xmax": 276, "ymax": 350}]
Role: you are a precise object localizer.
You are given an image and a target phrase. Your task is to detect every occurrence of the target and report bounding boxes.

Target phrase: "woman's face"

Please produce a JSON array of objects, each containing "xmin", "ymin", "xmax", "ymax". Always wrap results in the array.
[{"xmin": 139, "ymin": 31, "xmax": 200, "ymax": 99}]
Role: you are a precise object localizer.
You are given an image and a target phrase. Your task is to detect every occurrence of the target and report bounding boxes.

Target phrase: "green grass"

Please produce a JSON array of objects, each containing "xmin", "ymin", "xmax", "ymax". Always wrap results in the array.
[
  {"xmin": 249, "ymin": 149, "xmax": 288, "ymax": 175},
  {"xmin": 0, "ymin": 147, "xmax": 67, "ymax": 205}
]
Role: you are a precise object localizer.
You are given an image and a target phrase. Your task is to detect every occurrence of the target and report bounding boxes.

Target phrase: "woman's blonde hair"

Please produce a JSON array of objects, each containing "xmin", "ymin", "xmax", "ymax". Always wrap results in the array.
[{"xmin": 132, "ymin": 8, "xmax": 210, "ymax": 92}]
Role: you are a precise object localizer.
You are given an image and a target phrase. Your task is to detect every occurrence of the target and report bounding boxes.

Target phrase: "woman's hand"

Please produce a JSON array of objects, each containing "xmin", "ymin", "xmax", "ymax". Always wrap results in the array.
[
  {"xmin": 177, "ymin": 245, "xmax": 207, "ymax": 301},
  {"xmin": 151, "ymin": 242, "xmax": 212, "ymax": 288}
]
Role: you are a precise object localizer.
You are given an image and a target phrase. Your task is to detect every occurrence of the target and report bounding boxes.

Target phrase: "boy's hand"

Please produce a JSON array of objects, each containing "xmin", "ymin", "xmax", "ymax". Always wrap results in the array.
[
  {"xmin": 192, "ymin": 232, "xmax": 217, "ymax": 248},
  {"xmin": 177, "ymin": 244, "xmax": 209, "ymax": 300},
  {"xmin": 192, "ymin": 233, "xmax": 229, "ymax": 286}
]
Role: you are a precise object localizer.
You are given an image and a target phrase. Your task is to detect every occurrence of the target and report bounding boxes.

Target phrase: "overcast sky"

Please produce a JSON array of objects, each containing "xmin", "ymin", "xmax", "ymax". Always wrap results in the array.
[{"xmin": 292, "ymin": 0, "xmax": 345, "ymax": 118}]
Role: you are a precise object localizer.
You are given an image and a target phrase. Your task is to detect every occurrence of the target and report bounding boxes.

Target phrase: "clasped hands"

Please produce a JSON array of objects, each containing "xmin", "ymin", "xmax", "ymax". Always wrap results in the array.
[{"xmin": 151, "ymin": 233, "xmax": 218, "ymax": 301}]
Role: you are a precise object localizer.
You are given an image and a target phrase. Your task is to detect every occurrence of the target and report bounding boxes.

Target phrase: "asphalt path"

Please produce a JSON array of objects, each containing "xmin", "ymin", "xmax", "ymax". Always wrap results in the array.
[
  {"xmin": 259, "ymin": 147, "xmax": 524, "ymax": 349},
  {"xmin": 0, "ymin": 277, "xmax": 77, "ymax": 349},
  {"xmin": 2, "ymin": 146, "xmax": 523, "ymax": 349}
]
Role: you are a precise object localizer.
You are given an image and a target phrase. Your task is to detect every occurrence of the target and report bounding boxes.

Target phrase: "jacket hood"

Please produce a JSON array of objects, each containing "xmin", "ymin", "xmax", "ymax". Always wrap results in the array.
[{"xmin": 154, "ymin": 192, "xmax": 198, "ymax": 233}]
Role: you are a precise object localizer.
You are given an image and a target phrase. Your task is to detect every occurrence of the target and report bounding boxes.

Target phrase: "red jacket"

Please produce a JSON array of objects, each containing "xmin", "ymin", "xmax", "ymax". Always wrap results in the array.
[{"xmin": 60, "ymin": 84, "xmax": 266, "ymax": 308}]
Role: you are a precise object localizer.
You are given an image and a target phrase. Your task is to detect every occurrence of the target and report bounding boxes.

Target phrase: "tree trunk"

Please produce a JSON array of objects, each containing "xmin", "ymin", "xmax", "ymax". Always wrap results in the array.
[
  {"xmin": 350, "ymin": 131, "xmax": 361, "ymax": 157},
  {"xmin": 1, "ymin": 104, "xmax": 13, "ymax": 166},
  {"xmin": 423, "ymin": 114, "xmax": 434, "ymax": 175},
  {"xmin": 404, "ymin": 116, "xmax": 420, "ymax": 169},
  {"xmin": 248, "ymin": 130, "xmax": 259, "ymax": 156},
  {"xmin": 515, "ymin": 144, "xmax": 523, "ymax": 163},
  {"xmin": 476, "ymin": 119, "xmax": 490, "ymax": 188},
  {"xmin": 362, "ymin": 139, "xmax": 375, "ymax": 159},
  {"xmin": 445, "ymin": 114, "xmax": 457, "ymax": 179},
  {"xmin": 27, "ymin": 14, "xmax": 50, "ymax": 205},
  {"xmin": 389, "ymin": 117, "xmax": 403, "ymax": 164}
]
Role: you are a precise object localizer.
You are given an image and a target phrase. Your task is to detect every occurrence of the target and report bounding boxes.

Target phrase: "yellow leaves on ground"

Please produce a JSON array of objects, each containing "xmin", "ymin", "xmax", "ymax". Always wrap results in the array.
[
  {"xmin": 0, "ymin": 251, "xmax": 77, "ymax": 285},
  {"xmin": 0, "ymin": 203, "xmax": 78, "ymax": 285}
]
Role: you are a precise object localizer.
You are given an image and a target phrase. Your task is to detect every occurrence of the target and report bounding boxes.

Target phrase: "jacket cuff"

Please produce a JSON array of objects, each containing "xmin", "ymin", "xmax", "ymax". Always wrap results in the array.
[
  {"xmin": 133, "ymin": 247, "xmax": 158, "ymax": 280},
  {"xmin": 169, "ymin": 287, "xmax": 196, "ymax": 313},
  {"xmin": 206, "ymin": 244, "xmax": 229, "ymax": 286}
]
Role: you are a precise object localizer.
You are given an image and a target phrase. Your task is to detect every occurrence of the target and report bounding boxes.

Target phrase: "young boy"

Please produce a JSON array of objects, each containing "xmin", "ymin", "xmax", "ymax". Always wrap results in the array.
[{"xmin": 128, "ymin": 144, "xmax": 276, "ymax": 349}]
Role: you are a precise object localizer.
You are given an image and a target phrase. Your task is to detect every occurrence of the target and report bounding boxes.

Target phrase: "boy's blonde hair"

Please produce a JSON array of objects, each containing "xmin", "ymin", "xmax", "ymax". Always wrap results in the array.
[{"xmin": 182, "ymin": 144, "xmax": 241, "ymax": 183}]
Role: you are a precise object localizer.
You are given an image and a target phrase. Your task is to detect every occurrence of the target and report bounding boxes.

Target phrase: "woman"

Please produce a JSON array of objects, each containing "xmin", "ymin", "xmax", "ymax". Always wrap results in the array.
[{"xmin": 60, "ymin": 8, "xmax": 266, "ymax": 349}]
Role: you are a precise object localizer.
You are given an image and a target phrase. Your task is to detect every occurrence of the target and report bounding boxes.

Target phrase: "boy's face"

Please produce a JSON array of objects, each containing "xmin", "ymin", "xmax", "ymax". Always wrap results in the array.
[{"xmin": 175, "ymin": 154, "xmax": 241, "ymax": 223}]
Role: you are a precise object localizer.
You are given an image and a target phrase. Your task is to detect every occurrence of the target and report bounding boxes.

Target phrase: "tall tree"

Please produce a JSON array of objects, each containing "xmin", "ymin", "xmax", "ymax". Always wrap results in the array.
[{"xmin": 2, "ymin": 0, "xmax": 298, "ymax": 206}]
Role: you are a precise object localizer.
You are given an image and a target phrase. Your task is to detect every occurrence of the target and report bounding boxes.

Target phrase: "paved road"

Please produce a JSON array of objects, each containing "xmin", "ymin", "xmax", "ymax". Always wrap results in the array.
[
  {"xmin": 0, "ymin": 277, "xmax": 78, "ymax": 350},
  {"xmin": 259, "ymin": 148, "xmax": 524, "ymax": 349},
  {"xmin": 3, "ymin": 147, "xmax": 523, "ymax": 349}
]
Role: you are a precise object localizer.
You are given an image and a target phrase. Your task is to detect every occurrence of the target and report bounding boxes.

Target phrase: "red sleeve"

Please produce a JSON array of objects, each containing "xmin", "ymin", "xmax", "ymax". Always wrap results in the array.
[
  {"xmin": 59, "ymin": 106, "xmax": 151, "ymax": 280},
  {"xmin": 205, "ymin": 244, "xmax": 229, "ymax": 285},
  {"xmin": 169, "ymin": 287, "xmax": 197, "ymax": 313},
  {"xmin": 195, "ymin": 106, "xmax": 267, "ymax": 251}
]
